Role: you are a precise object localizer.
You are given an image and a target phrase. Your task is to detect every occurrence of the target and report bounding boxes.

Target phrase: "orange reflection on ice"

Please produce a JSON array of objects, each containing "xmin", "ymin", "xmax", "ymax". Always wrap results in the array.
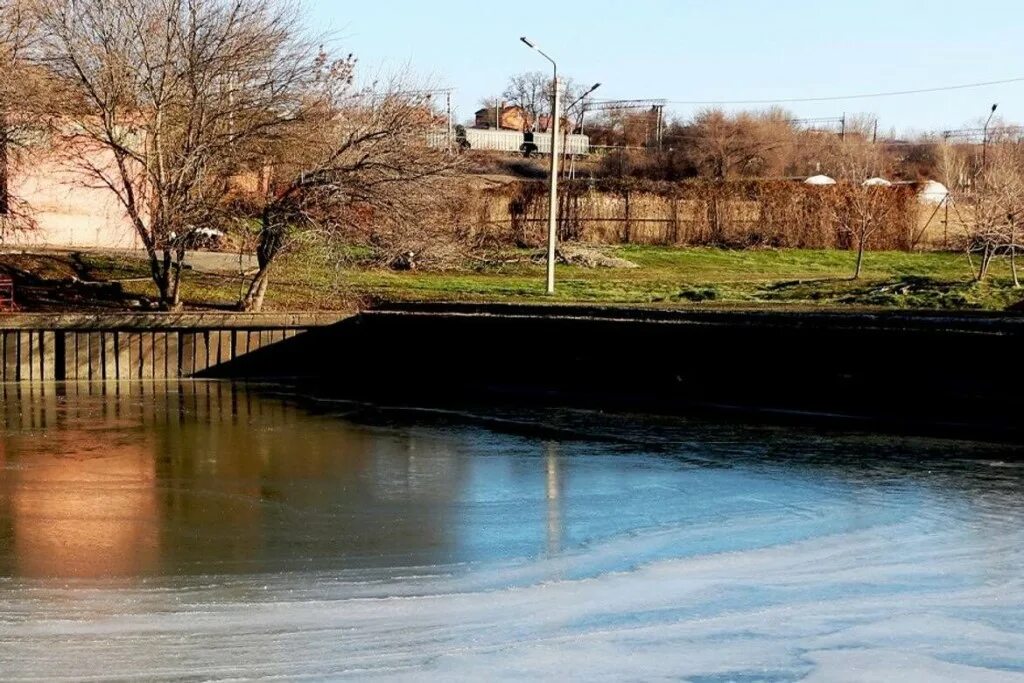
[{"xmin": 8, "ymin": 428, "xmax": 159, "ymax": 579}]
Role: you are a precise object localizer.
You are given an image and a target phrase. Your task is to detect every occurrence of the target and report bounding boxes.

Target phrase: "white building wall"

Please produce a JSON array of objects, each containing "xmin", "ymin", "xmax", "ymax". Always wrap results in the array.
[
  {"xmin": 429, "ymin": 129, "xmax": 591, "ymax": 155},
  {"xmin": 7, "ymin": 148, "xmax": 140, "ymax": 250}
]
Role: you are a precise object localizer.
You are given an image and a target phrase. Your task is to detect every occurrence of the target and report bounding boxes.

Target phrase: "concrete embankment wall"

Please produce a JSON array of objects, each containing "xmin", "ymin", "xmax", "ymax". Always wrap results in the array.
[
  {"xmin": 4, "ymin": 305, "xmax": 1022, "ymax": 439},
  {"xmin": 293, "ymin": 304, "xmax": 1024, "ymax": 440},
  {"xmin": 0, "ymin": 313, "xmax": 350, "ymax": 382}
]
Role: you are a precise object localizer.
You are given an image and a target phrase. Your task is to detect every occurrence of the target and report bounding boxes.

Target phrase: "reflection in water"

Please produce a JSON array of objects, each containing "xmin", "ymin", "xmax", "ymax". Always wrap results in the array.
[
  {"xmin": 0, "ymin": 382, "xmax": 470, "ymax": 577},
  {"xmin": 1, "ymin": 382, "xmax": 1023, "ymax": 680},
  {"xmin": 8, "ymin": 429, "xmax": 158, "ymax": 579},
  {"xmin": 545, "ymin": 441, "xmax": 562, "ymax": 557}
]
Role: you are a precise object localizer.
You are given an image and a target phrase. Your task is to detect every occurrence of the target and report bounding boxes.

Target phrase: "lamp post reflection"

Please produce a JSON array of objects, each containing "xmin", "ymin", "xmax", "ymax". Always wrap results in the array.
[{"xmin": 545, "ymin": 441, "xmax": 563, "ymax": 557}]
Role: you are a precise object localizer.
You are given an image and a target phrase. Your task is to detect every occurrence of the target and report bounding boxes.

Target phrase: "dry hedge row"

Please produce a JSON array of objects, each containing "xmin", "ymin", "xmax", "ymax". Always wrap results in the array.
[{"xmin": 463, "ymin": 179, "xmax": 919, "ymax": 250}]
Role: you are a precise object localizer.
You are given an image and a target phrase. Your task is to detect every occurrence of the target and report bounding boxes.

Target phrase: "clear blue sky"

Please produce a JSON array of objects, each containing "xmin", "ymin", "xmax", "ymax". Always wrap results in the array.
[{"xmin": 307, "ymin": 0, "xmax": 1023, "ymax": 134}]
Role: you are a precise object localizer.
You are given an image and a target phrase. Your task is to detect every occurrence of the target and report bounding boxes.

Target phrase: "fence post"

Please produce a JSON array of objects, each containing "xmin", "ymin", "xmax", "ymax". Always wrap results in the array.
[
  {"xmin": 670, "ymin": 196, "xmax": 680, "ymax": 245},
  {"xmin": 623, "ymin": 190, "xmax": 632, "ymax": 243}
]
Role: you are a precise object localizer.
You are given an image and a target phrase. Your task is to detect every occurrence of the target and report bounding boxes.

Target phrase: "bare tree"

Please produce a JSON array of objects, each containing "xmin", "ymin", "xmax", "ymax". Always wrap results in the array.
[
  {"xmin": 962, "ymin": 142, "xmax": 1024, "ymax": 283},
  {"xmin": 681, "ymin": 108, "xmax": 793, "ymax": 179},
  {"xmin": 501, "ymin": 71, "xmax": 547, "ymax": 130},
  {"xmin": 837, "ymin": 186, "xmax": 901, "ymax": 279},
  {"xmin": 935, "ymin": 138, "xmax": 970, "ymax": 192},
  {"xmin": 1010, "ymin": 210, "xmax": 1021, "ymax": 288},
  {"xmin": 587, "ymin": 106, "xmax": 667, "ymax": 149},
  {"xmin": 0, "ymin": 0, "xmax": 50, "ymax": 239},
  {"xmin": 501, "ymin": 71, "xmax": 581, "ymax": 131},
  {"xmin": 32, "ymin": 0, "xmax": 322, "ymax": 309},
  {"xmin": 824, "ymin": 135, "xmax": 884, "ymax": 182},
  {"xmin": 235, "ymin": 75, "xmax": 460, "ymax": 312},
  {"xmin": 829, "ymin": 141, "xmax": 897, "ymax": 278}
]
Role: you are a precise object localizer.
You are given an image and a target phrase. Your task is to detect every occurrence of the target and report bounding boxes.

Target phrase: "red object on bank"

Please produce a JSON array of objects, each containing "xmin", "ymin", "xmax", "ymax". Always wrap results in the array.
[{"xmin": 0, "ymin": 274, "xmax": 15, "ymax": 311}]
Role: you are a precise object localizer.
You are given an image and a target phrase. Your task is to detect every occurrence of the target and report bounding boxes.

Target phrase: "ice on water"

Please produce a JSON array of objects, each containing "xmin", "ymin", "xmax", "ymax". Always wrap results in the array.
[{"xmin": 0, "ymin": 386, "xmax": 1022, "ymax": 681}]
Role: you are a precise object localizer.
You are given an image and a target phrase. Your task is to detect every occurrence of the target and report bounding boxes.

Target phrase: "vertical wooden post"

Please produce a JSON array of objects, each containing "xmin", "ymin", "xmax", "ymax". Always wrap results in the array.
[
  {"xmin": 88, "ymin": 332, "xmax": 102, "ymax": 381},
  {"xmin": 250, "ymin": 330, "xmax": 263, "ymax": 354},
  {"xmin": 73, "ymin": 332, "xmax": 89, "ymax": 382},
  {"xmin": 103, "ymin": 331, "xmax": 117, "ymax": 381},
  {"xmin": 141, "ymin": 332, "xmax": 156, "ymax": 380},
  {"xmin": 18, "ymin": 332, "xmax": 32, "ymax": 382},
  {"xmin": 166, "ymin": 331, "xmax": 180, "ymax": 379},
  {"xmin": 181, "ymin": 332, "xmax": 195, "ymax": 378},
  {"xmin": 132, "ymin": 333, "xmax": 145, "ymax": 380},
  {"xmin": 117, "ymin": 332, "xmax": 132, "ymax": 381},
  {"xmin": 153, "ymin": 332, "xmax": 167, "ymax": 379},
  {"xmin": 0, "ymin": 332, "xmax": 8, "ymax": 382},
  {"xmin": 623, "ymin": 191, "xmax": 632, "ymax": 244},
  {"xmin": 194, "ymin": 331, "xmax": 209, "ymax": 375},
  {"xmin": 42, "ymin": 331, "xmax": 56, "ymax": 381},
  {"xmin": 62, "ymin": 332, "xmax": 75, "ymax": 381},
  {"xmin": 220, "ymin": 330, "xmax": 233, "ymax": 366},
  {"xmin": 233, "ymin": 329, "xmax": 247, "ymax": 359}
]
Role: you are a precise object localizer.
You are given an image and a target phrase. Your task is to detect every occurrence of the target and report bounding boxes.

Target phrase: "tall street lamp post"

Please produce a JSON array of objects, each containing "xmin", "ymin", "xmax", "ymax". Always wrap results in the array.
[
  {"xmin": 983, "ymin": 103, "xmax": 998, "ymax": 171},
  {"xmin": 521, "ymin": 36, "xmax": 560, "ymax": 294}
]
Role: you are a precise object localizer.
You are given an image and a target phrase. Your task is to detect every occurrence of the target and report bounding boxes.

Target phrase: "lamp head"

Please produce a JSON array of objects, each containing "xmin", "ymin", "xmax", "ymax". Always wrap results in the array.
[{"xmin": 520, "ymin": 37, "xmax": 536, "ymax": 49}]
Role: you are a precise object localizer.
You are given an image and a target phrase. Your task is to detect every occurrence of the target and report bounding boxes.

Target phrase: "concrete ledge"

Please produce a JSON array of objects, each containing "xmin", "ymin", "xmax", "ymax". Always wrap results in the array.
[
  {"xmin": 368, "ymin": 302, "xmax": 1024, "ymax": 336},
  {"xmin": 0, "ymin": 312, "xmax": 354, "ymax": 330}
]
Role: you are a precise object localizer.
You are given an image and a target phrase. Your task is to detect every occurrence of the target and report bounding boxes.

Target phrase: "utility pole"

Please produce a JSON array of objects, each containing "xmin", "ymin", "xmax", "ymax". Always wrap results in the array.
[
  {"xmin": 446, "ymin": 91, "xmax": 453, "ymax": 153},
  {"xmin": 521, "ymin": 36, "xmax": 561, "ymax": 294},
  {"xmin": 656, "ymin": 105, "xmax": 665, "ymax": 151}
]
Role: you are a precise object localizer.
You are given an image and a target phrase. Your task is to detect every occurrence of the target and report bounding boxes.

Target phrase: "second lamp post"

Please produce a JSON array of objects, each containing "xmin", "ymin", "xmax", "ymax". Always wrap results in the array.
[{"xmin": 520, "ymin": 36, "xmax": 561, "ymax": 294}]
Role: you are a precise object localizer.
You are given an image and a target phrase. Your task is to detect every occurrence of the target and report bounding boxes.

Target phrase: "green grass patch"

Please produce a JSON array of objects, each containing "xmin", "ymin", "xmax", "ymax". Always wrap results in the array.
[{"xmin": 6, "ymin": 246, "xmax": 1024, "ymax": 312}]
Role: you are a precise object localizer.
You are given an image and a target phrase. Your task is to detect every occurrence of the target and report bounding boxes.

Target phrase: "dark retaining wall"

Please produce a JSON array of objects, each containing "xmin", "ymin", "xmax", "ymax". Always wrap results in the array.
[
  {"xmin": 268, "ymin": 304, "xmax": 1024, "ymax": 441},
  {"xmin": 4, "ymin": 305, "xmax": 1022, "ymax": 440}
]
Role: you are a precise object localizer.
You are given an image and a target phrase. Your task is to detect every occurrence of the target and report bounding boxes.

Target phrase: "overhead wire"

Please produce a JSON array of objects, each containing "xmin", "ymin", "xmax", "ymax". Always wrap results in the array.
[{"xmin": 636, "ymin": 76, "xmax": 1024, "ymax": 106}]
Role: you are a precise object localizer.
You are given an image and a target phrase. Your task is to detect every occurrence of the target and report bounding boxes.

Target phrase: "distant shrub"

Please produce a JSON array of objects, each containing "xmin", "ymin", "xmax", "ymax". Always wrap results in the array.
[{"xmin": 676, "ymin": 286, "xmax": 720, "ymax": 302}]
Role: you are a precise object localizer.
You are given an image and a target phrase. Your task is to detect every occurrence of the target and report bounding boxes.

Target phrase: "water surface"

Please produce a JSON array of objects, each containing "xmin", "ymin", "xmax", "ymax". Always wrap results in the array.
[{"xmin": 1, "ymin": 382, "xmax": 1022, "ymax": 681}]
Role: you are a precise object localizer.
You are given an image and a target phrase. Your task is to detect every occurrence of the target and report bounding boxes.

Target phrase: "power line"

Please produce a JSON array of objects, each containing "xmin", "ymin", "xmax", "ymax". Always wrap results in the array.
[{"xmin": 652, "ymin": 76, "xmax": 1024, "ymax": 106}]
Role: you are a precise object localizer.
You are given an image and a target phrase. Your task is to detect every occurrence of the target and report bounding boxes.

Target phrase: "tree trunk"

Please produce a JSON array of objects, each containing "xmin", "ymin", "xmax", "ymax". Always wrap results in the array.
[
  {"xmin": 0, "ymin": 110, "xmax": 9, "ymax": 217},
  {"xmin": 239, "ymin": 266, "xmax": 270, "ymax": 312},
  {"xmin": 166, "ymin": 265, "xmax": 183, "ymax": 311},
  {"xmin": 149, "ymin": 251, "xmax": 171, "ymax": 307},
  {"xmin": 977, "ymin": 244, "xmax": 992, "ymax": 282},
  {"xmin": 152, "ymin": 247, "xmax": 184, "ymax": 311},
  {"xmin": 1012, "ymin": 224, "xmax": 1021, "ymax": 288},
  {"xmin": 238, "ymin": 210, "xmax": 283, "ymax": 312},
  {"xmin": 170, "ymin": 245, "xmax": 186, "ymax": 310},
  {"xmin": 142, "ymin": 241, "xmax": 181, "ymax": 310},
  {"xmin": 853, "ymin": 240, "xmax": 866, "ymax": 279}
]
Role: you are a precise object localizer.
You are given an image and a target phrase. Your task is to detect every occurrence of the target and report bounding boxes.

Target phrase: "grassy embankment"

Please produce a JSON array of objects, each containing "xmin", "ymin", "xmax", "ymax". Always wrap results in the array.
[{"xmin": 2, "ymin": 246, "xmax": 1023, "ymax": 312}]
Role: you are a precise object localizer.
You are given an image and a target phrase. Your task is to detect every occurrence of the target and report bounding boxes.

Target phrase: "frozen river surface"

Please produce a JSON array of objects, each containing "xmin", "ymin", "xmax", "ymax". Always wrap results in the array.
[{"xmin": 1, "ymin": 383, "xmax": 1023, "ymax": 681}]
